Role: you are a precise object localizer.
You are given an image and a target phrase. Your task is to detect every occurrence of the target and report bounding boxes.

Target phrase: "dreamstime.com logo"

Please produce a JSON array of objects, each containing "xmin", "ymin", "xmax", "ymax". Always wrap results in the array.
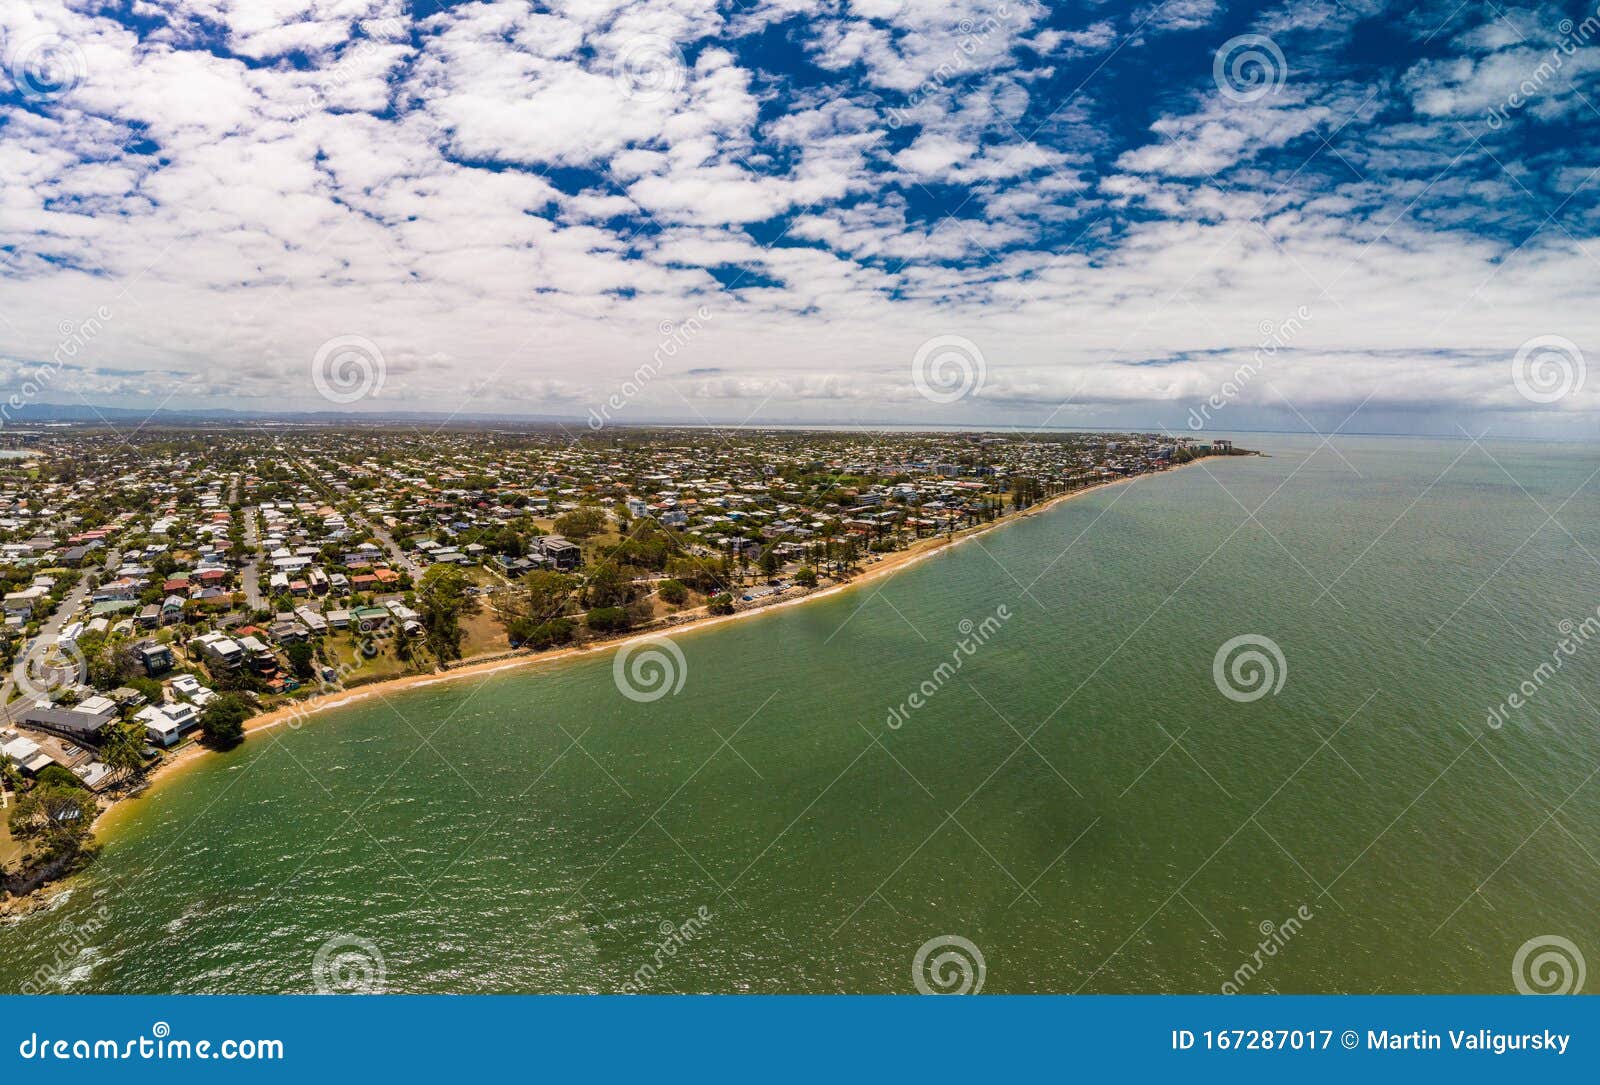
[
  {"xmin": 886, "ymin": 605, "xmax": 1012, "ymax": 728},
  {"xmin": 283, "ymin": 635, "xmax": 384, "ymax": 730},
  {"xmin": 912, "ymin": 934, "xmax": 986, "ymax": 994},
  {"xmin": 311, "ymin": 934, "xmax": 386, "ymax": 994},
  {"xmin": 1212, "ymin": 633, "xmax": 1287, "ymax": 703},
  {"xmin": 1484, "ymin": 10, "xmax": 1600, "ymax": 130},
  {"xmin": 1220, "ymin": 905, "xmax": 1314, "ymax": 993},
  {"xmin": 912, "ymin": 334, "xmax": 986, "ymax": 404},
  {"xmin": 612, "ymin": 635, "xmax": 688, "ymax": 703},
  {"xmin": 619, "ymin": 905, "xmax": 714, "ymax": 992},
  {"xmin": 1512, "ymin": 934, "xmax": 1586, "ymax": 994},
  {"xmin": 885, "ymin": 7, "xmax": 1023, "ymax": 128},
  {"xmin": 612, "ymin": 34, "xmax": 685, "ymax": 102},
  {"xmin": 1188, "ymin": 305, "xmax": 1312, "ymax": 430},
  {"xmin": 16, "ymin": 1022, "xmax": 284, "ymax": 1061},
  {"xmin": 15, "ymin": 904, "xmax": 112, "ymax": 994},
  {"xmin": 589, "ymin": 306, "xmax": 713, "ymax": 430},
  {"xmin": 3, "ymin": 32, "xmax": 86, "ymax": 102},
  {"xmin": 284, "ymin": 16, "xmax": 409, "ymax": 125},
  {"xmin": 1485, "ymin": 610, "xmax": 1600, "ymax": 729},
  {"xmin": 12, "ymin": 633, "xmax": 87, "ymax": 701},
  {"xmin": 1213, "ymin": 34, "xmax": 1288, "ymax": 103},
  {"xmin": 2, "ymin": 306, "xmax": 114, "ymax": 430},
  {"xmin": 1511, "ymin": 334, "xmax": 1584, "ymax": 404},
  {"xmin": 311, "ymin": 334, "xmax": 386, "ymax": 404}
]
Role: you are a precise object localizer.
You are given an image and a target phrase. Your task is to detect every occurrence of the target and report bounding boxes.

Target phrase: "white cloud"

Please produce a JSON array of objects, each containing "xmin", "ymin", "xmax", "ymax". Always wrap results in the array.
[{"xmin": 0, "ymin": 0, "xmax": 1595, "ymax": 436}]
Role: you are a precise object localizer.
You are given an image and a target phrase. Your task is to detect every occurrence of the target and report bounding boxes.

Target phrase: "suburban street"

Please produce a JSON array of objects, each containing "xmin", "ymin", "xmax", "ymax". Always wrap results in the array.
[
  {"xmin": 239, "ymin": 504, "xmax": 263, "ymax": 611},
  {"xmin": 350, "ymin": 510, "xmax": 423, "ymax": 578},
  {"xmin": 1, "ymin": 546, "xmax": 119, "ymax": 710}
]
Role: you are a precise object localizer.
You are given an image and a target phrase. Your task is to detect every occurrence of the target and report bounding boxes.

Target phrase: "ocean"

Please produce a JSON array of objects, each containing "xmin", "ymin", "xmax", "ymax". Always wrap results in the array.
[{"xmin": 3, "ymin": 434, "xmax": 1596, "ymax": 993}]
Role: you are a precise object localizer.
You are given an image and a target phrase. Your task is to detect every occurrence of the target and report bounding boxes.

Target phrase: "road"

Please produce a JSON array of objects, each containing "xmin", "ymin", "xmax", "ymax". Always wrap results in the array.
[
  {"xmin": 1, "ymin": 546, "xmax": 119, "ymax": 711},
  {"xmin": 278, "ymin": 454, "xmax": 422, "ymax": 578},
  {"xmin": 352, "ymin": 511, "xmax": 423, "ymax": 578},
  {"xmin": 239, "ymin": 501, "xmax": 263, "ymax": 611}
]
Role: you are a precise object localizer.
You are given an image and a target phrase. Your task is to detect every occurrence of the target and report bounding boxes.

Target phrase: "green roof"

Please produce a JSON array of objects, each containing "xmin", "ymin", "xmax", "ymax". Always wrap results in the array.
[{"xmin": 90, "ymin": 600, "xmax": 138, "ymax": 616}]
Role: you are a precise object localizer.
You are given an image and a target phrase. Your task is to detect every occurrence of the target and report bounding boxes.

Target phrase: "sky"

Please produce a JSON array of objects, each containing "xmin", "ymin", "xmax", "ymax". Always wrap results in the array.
[{"xmin": 1, "ymin": 0, "xmax": 1598, "ymax": 435}]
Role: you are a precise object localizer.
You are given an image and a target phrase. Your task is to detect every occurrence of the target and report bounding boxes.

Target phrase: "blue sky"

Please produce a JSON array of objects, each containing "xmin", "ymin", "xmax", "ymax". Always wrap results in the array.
[{"xmin": 1, "ymin": 0, "xmax": 1597, "ymax": 434}]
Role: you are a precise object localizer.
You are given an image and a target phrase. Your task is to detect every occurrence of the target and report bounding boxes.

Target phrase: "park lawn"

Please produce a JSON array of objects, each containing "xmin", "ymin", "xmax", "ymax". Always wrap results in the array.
[
  {"xmin": 459, "ymin": 607, "xmax": 510, "ymax": 658},
  {"xmin": 0, "ymin": 814, "xmax": 24, "ymax": 872},
  {"xmin": 324, "ymin": 636, "xmax": 419, "ymax": 683}
]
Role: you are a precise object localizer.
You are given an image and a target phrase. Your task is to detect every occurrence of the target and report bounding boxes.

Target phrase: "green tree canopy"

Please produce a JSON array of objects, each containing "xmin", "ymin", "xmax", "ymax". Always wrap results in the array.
[
  {"xmin": 553, "ymin": 507, "xmax": 605, "ymax": 539},
  {"xmin": 417, "ymin": 564, "xmax": 477, "ymax": 662},
  {"xmin": 200, "ymin": 692, "xmax": 253, "ymax": 750}
]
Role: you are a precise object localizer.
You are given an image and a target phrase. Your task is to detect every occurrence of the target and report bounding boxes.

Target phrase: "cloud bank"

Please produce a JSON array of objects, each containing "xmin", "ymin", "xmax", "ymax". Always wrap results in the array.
[{"xmin": 1, "ymin": 0, "xmax": 1598, "ymax": 435}]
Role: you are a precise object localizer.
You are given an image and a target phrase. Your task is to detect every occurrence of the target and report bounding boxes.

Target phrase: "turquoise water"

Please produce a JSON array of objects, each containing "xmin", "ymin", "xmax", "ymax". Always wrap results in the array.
[{"xmin": 3, "ymin": 435, "xmax": 1597, "ymax": 993}]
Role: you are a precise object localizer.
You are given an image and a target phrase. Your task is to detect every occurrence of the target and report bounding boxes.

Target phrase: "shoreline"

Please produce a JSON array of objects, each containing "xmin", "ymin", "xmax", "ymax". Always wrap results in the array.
[{"xmin": 87, "ymin": 458, "xmax": 1216, "ymax": 839}]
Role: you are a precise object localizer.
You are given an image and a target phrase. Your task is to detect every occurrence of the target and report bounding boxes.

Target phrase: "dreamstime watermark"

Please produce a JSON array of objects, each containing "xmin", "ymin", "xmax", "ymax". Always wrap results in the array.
[
  {"xmin": 1213, "ymin": 34, "xmax": 1288, "ymax": 103},
  {"xmin": 311, "ymin": 934, "xmax": 386, "ymax": 993},
  {"xmin": 886, "ymin": 7, "xmax": 1023, "ymax": 128},
  {"xmin": 311, "ymin": 334, "xmax": 386, "ymax": 404},
  {"xmin": 1485, "ymin": 609, "xmax": 1600, "ymax": 729},
  {"xmin": 1212, "ymin": 634, "xmax": 1287, "ymax": 703},
  {"xmin": 612, "ymin": 635, "xmax": 688, "ymax": 702},
  {"xmin": 619, "ymin": 905, "xmax": 714, "ymax": 992},
  {"xmin": 1188, "ymin": 305, "xmax": 1312, "ymax": 429},
  {"xmin": 912, "ymin": 934, "xmax": 986, "ymax": 994},
  {"xmin": 911, "ymin": 334, "xmax": 986, "ymax": 404},
  {"xmin": 886, "ymin": 605, "xmax": 1012, "ymax": 728},
  {"xmin": 1510, "ymin": 334, "xmax": 1584, "ymax": 404},
  {"xmin": 588, "ymin": 307, "xmax": 713, "ymax": 430},
  {"xmin": 1220, "ymin": 905, "xmax": 1314, "ymax": 993},
  {"xmin": 2, "ymin": 306, "xmax": 114, "ymax": 430},
  {"xmin": 4, "ymin": 32, "xmax": 86, "ymax": 102},
  {"xmin": 612, "ymin": 34, "xmax": 686, "ymax": 102},
  {"xmin": 285, "ymin": 17, "xmax": 408, "ymax": 125},
  {"xmin": 1512, "ymin": 934, "xmax": 1586, "ymax": 994},
  {"xmin": 14, "ymin": 904, "xmax": 112, "ymax": 995},
  {"xmin": 17, "ymin": 1023, "xmax": 284, "ymax": 1062},
  {"xmin": 1485, "ymin": 10, "xmax": 1600, "ymax": 130},
  {"xmin": 283, "ymin": 634, "xmax": 384, "ymax": 730},
  {"xmin": 12, "ymin": 633, "xmax": 87, "ymax": 701}
]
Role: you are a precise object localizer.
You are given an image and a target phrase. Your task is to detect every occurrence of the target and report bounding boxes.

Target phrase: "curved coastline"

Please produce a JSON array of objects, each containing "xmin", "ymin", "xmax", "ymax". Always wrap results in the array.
[{"xmin": 92, "ymin": 458, "xmax": 1218, "ymax": 836}]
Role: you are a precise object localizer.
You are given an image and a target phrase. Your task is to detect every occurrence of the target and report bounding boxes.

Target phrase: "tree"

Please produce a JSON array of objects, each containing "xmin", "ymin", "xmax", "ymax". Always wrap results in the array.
[
  {"xmin": 553, "ymin": 507, "xmax": 605, "ymax": 539},
  {"xmin": 585, "ymin": 607, "xmax": 631, "ymax": 635},
  {"xmin": 417, "ymin": 564, "xmax": 477, "ymax": 662},
  {"xmin": 0, "ymin": 752, "xmax": 21, "ymax": 794},
  {"xmin": 583, "ymin": 562, "xmax": 632, "ymax": 608},
  {"xmin": 509, "ymin": 617, "xmax": 577, "ymax": 650},
  {"xmin": 666, "ymin": 555, "xmax": 724, "ymax": 592},
  {"xmin": 489, "ymin": 525, "xmax": 526, "ymax": 557},
  {"xmin": 794, "ymin": 566, "xmax": 818, "ymax": 588},
  {"xmin": 707, "ymin": 593, "xmax": 735, "ymax": 615},
  {"xmin": 8, "ymin": 784, "xmax": 98, "ymax": 859},
  {"xmin": 759, "ymin": 547, "xmax": 780, "ymax": 580},
  {"xmin": 657, "ymin": 579, "xmax": 688, "ymax": 605},
  {"xmin": 101, "ymin": 719, "xmax": 148, "ymax": 786},
  {"xmin": 87, "ymin": 638, "xmax": 139, "ymax": 689},
  {"xmin": 200, "ymin": 692, "xmax": 252, "ymax": 749},
  {"xmin": 285, "ymin": 640, "xmax": 316, "ymax": 680},
  {"xmin": 35, "ymin": 764, "xmax": 86, "ymax": 791},
  {"xmin": 516, "ymin": 570, "xmax": 574, "ymax": 622},
  {"xmin": 127, "ymin": 676, "xmax": 163, "ymax": 703},
  {"xmin": 392, "ymin": 621, "xmax": 414, "ymax": 662}
]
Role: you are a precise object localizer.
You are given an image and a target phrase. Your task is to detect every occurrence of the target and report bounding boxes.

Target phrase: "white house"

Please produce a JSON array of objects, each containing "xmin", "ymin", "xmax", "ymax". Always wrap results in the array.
[{"xmin": 136, "ymin": 702, "xmax": 200, "ymax": 747}]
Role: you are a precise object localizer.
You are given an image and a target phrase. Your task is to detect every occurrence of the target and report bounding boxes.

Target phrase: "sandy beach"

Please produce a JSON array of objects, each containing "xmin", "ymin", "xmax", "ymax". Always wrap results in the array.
[{"xmin": 93, "ymin": 461, "xmax": 1206, "ymax": 829}]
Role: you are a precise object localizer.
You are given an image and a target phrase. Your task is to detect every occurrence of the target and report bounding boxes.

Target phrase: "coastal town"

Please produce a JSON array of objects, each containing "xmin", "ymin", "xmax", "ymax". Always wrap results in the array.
[{"xmin": 0, "ymin": 424, "xmax": 1242, "ymax": 900}]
